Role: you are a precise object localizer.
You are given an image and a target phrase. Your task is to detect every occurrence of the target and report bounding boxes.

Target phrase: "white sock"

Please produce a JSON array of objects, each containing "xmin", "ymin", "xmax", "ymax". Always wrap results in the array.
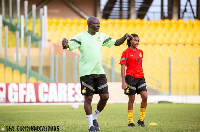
[
  {"xmin": 93, "ymin": 108, "xmax": 101, "ymax": 120},
  {"xmin": 86, "ymin": 114, "xmax": 93, "ymax": 128}
]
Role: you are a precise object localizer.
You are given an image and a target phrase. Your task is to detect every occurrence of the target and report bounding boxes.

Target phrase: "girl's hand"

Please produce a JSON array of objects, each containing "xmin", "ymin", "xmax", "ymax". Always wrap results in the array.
[{"xmin": 122, "ymin": 81, "xmax": 127, "ymax": 90}]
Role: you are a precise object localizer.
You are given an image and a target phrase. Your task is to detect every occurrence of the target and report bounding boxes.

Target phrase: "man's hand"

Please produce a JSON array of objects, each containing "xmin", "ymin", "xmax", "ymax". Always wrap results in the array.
[
  {"xmin": 125, "ymin": 33, "xmax": 134, "ymax": 40},
  {"xmin": 115, "ymin": 33, "xmax": 134, "ymax": 46},
  {"xmin": 62, "ymin": 38, "xmax": 68, "ymax": 49},
  {"xmin": 122, "ymin": 81, "xmax": 127, "ymax": 90}
]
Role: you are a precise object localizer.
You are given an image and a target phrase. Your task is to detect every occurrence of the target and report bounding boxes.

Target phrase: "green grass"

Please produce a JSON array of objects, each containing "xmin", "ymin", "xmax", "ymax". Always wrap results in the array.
[{"xmin": 0, "ymin": 103, "xmax": 200, "ymax": 132}]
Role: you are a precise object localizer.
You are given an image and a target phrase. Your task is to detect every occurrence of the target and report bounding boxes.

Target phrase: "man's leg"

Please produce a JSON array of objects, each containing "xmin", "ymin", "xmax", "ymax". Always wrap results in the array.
[
  {"xmin": 92, "ymin": 74, "xmax": 109, "ymax": 131},
  {"xmin": 128, "ymin": 95, "xmax": 135, "ymax": 127},
  {"xmin": 97, "ymin": 93, "xmax": 109, "ymax": 112},
  {"xmin": 92, "ymin": 93, "xmax": 109, "ymax": 131},
  {"xmin": 84, "ymin": 95, "xmax": 93, "ymax": 127},
  {"xmin": 84, "ymin": 95, "xmax": 93, "ymax": 114},
  {"xmin": 93, "ymin": 74, "xmax": 109, "ymax": 119},
  {"xmin": 93, "ymin": 94, "xmax": 109, "ymax": 120},
  {"xmin": 81, "ymin": 75, "xmax": 96, "ymax": 131},
  {"xmin": 137, "ymin": 91, "xmax": 148, "ymax": 127}
]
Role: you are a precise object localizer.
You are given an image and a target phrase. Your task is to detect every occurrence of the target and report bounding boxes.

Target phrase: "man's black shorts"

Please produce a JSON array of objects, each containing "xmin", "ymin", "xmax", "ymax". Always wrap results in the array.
[
  {"xmin": 80, "ymin": 74, "xmax": 108, "ymax": 96},
  {"xmin": 124, "ymin": 75, "xmax": 147, "ymax": 95}
]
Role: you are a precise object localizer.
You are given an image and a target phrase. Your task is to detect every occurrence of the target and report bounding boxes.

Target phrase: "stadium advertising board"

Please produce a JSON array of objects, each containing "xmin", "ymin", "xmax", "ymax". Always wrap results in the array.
[{"xmin": 0, "ymin": 83, "xmax": 84, "ymax": 103}]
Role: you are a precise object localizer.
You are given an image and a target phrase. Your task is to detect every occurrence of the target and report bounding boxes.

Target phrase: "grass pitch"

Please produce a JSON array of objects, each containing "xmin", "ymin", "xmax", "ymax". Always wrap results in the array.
[{"xmin": 0, "ymin": 103, "xmax": 200, "ymax": 132}]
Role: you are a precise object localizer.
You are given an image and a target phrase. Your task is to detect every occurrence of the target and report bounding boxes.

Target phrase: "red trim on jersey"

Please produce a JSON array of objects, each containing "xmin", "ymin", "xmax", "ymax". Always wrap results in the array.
[{"xmin": 119, "ymin": 48, "xmax": 144, "ymax": 78}]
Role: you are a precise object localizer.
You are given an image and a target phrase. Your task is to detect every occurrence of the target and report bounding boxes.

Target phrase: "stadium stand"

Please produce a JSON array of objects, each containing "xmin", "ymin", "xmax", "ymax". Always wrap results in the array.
[
  {"xmin": 43, "ymin": 18, "xmax": 199, "ymax": 95},
  {"xmin": 2, "ymin": 17, "xmax": 200, "ymax": 95}
]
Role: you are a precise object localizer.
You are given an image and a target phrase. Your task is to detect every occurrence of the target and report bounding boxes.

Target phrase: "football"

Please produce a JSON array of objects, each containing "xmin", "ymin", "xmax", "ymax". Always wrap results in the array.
[{"xmin": 71, "ymin": 103, "xmax": 79, "ymax": 109}]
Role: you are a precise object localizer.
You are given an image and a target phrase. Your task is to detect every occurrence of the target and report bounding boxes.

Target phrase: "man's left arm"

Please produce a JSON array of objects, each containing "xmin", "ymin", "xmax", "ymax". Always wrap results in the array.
[{"xmin": 114, "ymin": 33, "xmax": 133, "ymax": 46}]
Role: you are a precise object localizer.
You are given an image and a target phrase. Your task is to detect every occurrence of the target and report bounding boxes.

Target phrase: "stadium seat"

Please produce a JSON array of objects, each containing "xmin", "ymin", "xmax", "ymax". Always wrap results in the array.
[
  {"xmin": 141, "ymin": 19, "xmax": 148, "ymax": 26},
  {"xmin": 193, "ymin": 19, "xmax": 200, "ymax": 28},
  {"xmin": 163, "ymin": 19, "xmax": 171, "ymax": 29},
  {"xmin": 171, "ymin": 18, "xmax": 177, "ymax": 24},
  {"xmin": 185, "ymin": 19, "xmax": 193, "ymax": 29},
  {"xmin": 162, "ymin": 37, "xmax": 170, "ymax": 45},
  {"xmin": 13, "ymin": 70, "xmax": 21, "ymax": 83},
  {"xmin": 185, "ymin": 45, "xmax": 193, "ymax": 57},
  {"xmin": 180, "ymin": 31, "xmax": 188, "ymax": 38},
  {"xmin": 0, "ymin": 63, "xmax": 4, "ymax": 82},
  {"xmin": 127, "ymin": 18, "xmax": 134, "ymax": 25},
  {"xmin": 161, "ymin": 44, "xmax": 169, "ymax": 53},
  {"xmin": 193, "ymin": 37, "xmax": 200, "ymax": 45},
  {"xmin": 21, "ymin": 74, "xmax": 26, "ymax": 83},
  {"xmin": 178, "ymin": 19, "xmax": 184, "ymax": 24},
  {"xmin": 5, "ymin": 67, "xmax": 12, "ymax": 83},
  {"xmin": 195, "ymin": 31, "xmax": 200, "ymax": 38},
  {"xmin": 170, "ymin": 37, "xmax": 178, "ymax": 45},
  {"xmin": 58, "ymin": 18, "xmax": 65, "ymax": 24},
  {"xmin": 72, "ymin": 18, "xmax": 79, "ymax": 24},
  {"xmin": 178, "ymin": 23, "xmax": 185, "ymax": 30},
  {"xmin": 0, "ymin": 63, "xmax": 4, "ymax": 69},
  {"xmin": 169, "ymin": 45, "xmax": 177, "ymax": 56},
  {"xmin": 113, "ymin": 18, "xmax": 120, "ymax": 25},
  {"xmin": 121, "ymin": 18, "xmax": 128, "ymax": 25},
  {"xmin": 107, "ymin": 18, "xmax": 114, "ymax": 26},
  {"xmin": 185, "ymin": 37, "xmax": 193, "ymax": 45},
  {"xmin": 138, "ymin": 44, "xmax": 146, "ymax": 51},
  {"xmin": 65, "ymin": 18, "xmax": 72, "ymax": 24},
  {"xmin": 193, "ymin": 44, "xmax": 200, "ymax": 51},
  {"xmin": 165, "ymin": 32, "xmax": 173, "ymax": 38},
  {"xmin": 153, "ymin": 44, "xmax": 161, "ymax": 52},
  {"xmin": 157, "ymin": 19, "xmax": 163, "ymax": 25},
  {"xmin": 177, "ymin": 38, "xmax": 186, "ymax": 44},
  {"xmin": 149, "ymin": 20, "xmax": 156, "ymax": 26},
  {"xmin": 80, "ymin": 18, "xmax": 87, "ymax": 25},
  {"xmin": 51, "ymin": 18, "xmax": 58, "ymax": 24},
  {"xmin": 135, "ymin": 18, "xmax": 142, "ymax": 26},
  {"xmin": 185, "ymin": 44, "xmax": 193, "ymax": 52},
  {"xmin": 29, "ymin": 77, "xmax": 37, "ymax": 83},
  {"xmin": 154, "ymin": 38, "xmax": 163, "ymax": 44}
]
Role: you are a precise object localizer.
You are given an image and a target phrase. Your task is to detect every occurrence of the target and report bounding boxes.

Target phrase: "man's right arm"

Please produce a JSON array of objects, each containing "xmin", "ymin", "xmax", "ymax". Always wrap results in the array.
[{"xmin": 62, "ymin": 33, "xmax": 82, "ymax": 50}]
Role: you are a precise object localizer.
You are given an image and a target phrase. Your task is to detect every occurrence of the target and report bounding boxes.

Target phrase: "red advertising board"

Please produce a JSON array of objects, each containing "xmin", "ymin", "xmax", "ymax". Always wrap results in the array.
[{"xmin": 0, "ymin": 83, "xmax": 84, "ymax": 103}]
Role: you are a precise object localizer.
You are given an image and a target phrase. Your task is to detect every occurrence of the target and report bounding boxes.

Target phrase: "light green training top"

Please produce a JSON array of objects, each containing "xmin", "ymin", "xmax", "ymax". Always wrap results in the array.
[{"xmin": 68, "ymin": 31, "xmax": 116, "ymax": 77}]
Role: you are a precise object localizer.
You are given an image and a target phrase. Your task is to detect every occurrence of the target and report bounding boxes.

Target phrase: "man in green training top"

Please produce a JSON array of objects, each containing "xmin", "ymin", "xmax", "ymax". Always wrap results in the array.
[{"xmin": 62, "ymin": 16, "xmax": 133, "ymax": 132}]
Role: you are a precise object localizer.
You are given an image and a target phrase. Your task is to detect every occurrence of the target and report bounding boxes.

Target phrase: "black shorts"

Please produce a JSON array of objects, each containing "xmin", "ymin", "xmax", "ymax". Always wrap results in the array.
[
  {"xmin": 124, "ymin": 75, "xmax": 147, "ymax": 95},
  {"xmin": 80, "ymin": 74, "xmax": 108, "ymax": 96}
]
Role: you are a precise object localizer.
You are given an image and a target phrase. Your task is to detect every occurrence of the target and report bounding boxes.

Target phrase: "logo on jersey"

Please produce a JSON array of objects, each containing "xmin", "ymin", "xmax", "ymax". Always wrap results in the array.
[
  {"xmin": 82, "ymin": 87, "xmax": 86, "ymax": 94},
  {"xmin": 97, "ymin": 36, "xmax": 101, "ymax": 42},
  {"xmin": 126, "ymin": 88, "xmax": 129, "ymax": 93},
  {"xmin": 139, "ymin": 53, "xmax": 142, "ymax": 57},
  {"xmin": 130, "ymin": 54, "xmax": 134, "ymax": 57}
]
